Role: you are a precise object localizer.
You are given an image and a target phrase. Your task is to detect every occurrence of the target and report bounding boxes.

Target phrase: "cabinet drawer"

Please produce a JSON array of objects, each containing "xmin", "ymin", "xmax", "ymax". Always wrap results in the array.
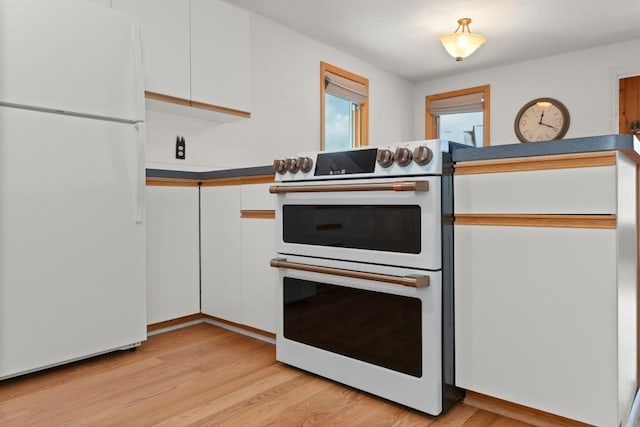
[
  {"xmin": 454, "ymin": 165, "xmax": 616, "ymax": 214},
  {"xmin": 241, "ymin": 183, "xmax": 275, "ymax": 211}
]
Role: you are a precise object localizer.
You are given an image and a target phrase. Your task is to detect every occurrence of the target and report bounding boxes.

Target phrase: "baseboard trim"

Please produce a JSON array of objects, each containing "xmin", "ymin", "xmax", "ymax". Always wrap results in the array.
[
  {"xmin": 146, "ymin": 314, "xmax": 275, "ymax": 344},
  {"xmin": 147, "ymin": 314, "xmax": 204, "ymax": 334},
  {"xmin": 463, "ymin": 391, "xmax": 594, "ymax": 427},
  {"xmin": 201, "ymin": 314, "xmax": 276, "ymax": 344}
]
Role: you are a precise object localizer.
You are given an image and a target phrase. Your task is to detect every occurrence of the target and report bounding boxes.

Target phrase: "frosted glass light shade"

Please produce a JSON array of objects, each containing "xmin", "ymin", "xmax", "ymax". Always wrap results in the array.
[{"xmin": 439, "ymin": 32, "xmax": 486, "ymax": 61}]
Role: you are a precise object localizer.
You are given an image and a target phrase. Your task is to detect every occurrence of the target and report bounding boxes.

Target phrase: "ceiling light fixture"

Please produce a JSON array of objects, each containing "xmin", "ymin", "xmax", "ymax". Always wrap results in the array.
[{"xmin": 439, "ymin": 18, "xmax": 486, "ymax": 61}]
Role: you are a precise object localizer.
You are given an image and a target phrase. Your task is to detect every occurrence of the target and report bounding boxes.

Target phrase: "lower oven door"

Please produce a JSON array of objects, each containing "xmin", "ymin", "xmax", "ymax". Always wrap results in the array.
[
  {"xmin": 273, "ymin": 176, "xmax": 442, "ymax": 270},
  {"xmin": 271, "ymin": 255, "xmax": 444, "ymax": 415}
]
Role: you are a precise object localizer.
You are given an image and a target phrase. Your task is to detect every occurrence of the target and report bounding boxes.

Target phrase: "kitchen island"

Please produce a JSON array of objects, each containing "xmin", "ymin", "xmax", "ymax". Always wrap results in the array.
[{"xmin": 451, "ymin": 134, "xmax": 639, "ymax": 427}]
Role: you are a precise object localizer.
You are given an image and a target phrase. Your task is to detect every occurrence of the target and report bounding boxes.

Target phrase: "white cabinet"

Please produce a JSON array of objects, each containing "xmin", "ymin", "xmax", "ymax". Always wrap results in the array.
[
  {"xmin": 453, "ymin": 153, "xmax": 637, "ymax": 426},
  {"xmin": 241, "ymin": 218, "xmax": 277, "ymax": 332},
  {"xmin": 201, "ymin": 183, "xmax": 276, "ymax": 333},
  {"xmin": 146, "ymin": 186, "xmax": 200, "ymax": 325},
  {"xmin": 200, "ymin": 185, "xmax": 243, "ymax": 324},
  {"xmin": 111, "ymin": 0, "xmax": 190, "ymax": 100},
  {"xmin": 191, "ymin": 0, "xmax": 250, "ymax": 112},
  {"xmin": 240, "ymin": 183, "xmax": 277, "ymax": 332},
  {"xmin": 455, "ymin": 226, "xmax": 630, "ymax": 426},
  {"xmin": 112, "ymin": 0, "xmax": 250, "ymax": 115}
]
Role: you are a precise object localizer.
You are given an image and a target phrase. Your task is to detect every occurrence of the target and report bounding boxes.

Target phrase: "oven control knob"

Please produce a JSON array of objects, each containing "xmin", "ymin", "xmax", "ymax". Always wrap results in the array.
[
  {"xmin": 413, "ymin": 146, "xmax": 433, "ymax": 166},
  {"xmin": 394, "ymin": 147, "xmax": 413, "ymax": 167},
  {"xmin": 273, "ymin": 159, "xmax": 287, "ymax": 174},
  {"xmin": 297, "ymin": 156, "xmax": 313, "ymax": 173},
  {"xmin": 285, "ymin": 158, "xmax": 300, "ymax": 173},
  {"xmin": 376, "ymin": 149, "xmax": 394, "ymax": 168}
]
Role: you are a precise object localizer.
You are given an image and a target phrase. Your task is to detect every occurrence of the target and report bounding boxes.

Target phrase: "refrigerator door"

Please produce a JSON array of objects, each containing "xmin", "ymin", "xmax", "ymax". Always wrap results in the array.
[
  {"xmin": 0, "ymin": 0, "xmax": 144, "ymax": 122},
  {"xmin": 0, "ymin": 107, "xmax": 146, "ymax": 379}
]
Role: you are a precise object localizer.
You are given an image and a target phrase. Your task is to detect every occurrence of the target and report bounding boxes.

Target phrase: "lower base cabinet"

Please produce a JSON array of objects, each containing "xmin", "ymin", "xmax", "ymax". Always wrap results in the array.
[
  {"xmin": 200, "ymin": 185, "xmax": 243, "ymax": 324},
  {"xmin": 454, "ymin": 225, "xmax": 636, "ymax": 426},
  {"xmin": 146, "ymin": 186, "xmax": 200, "ymax": 324},
  {"xmin": 241, "ymin": 217, "xmax": 277, "ymax": 332},
  {"xmin": 200, "ymin": 184, "xmax": 277, "ymax": 334}
]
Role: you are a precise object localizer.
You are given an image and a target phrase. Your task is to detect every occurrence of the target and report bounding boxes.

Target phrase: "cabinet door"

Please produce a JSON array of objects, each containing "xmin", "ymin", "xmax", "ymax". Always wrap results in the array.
[
  {"xmin": 241, "ymin": 218, "xmax": 277, "ymax": 333},
  {"xmin": 146, "ymin": 186, "xmax": 200, "ymax": 324},
  {"xmin": 112, "ymin": 0, "xmax": 190, "ymax": 99},
  {"xmin": 191, "ymin": 0, "xmax": 250, "ymax": 111},
  {"xmin": 454, "ymin": 225, "xmax": 620, "ymax": 426},
  {"xmin": 200, "ymin": 185, "xmax": 242, "ymax": 324}
]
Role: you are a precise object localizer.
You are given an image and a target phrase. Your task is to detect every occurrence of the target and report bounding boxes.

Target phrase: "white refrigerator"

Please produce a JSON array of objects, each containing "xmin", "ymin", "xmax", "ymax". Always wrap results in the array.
[{"xmin": 0, "ymin": 0, "xmax": 147, "ymax": 379}]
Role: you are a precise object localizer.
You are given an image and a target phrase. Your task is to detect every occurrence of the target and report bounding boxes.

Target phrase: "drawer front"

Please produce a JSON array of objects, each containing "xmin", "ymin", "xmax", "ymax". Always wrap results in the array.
[
  {"xmin": 241, "ymin": 182, "xmax": 275, "ymax": 210},
  {"xmin": 454, "ymin": 165, "xmax": 616, "ymax": 214}
]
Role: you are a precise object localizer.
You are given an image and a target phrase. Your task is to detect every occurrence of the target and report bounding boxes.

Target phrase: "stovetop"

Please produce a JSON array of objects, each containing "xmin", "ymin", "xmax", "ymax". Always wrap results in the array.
[{"xmin": 273, "ymin": 139, "xmax": 453, "ymax": 182}]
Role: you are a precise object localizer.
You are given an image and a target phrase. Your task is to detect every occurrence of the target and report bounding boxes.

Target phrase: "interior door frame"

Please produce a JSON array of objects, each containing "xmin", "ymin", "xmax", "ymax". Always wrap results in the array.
[{"xmin": 612, "ymin": 66, "xmax": 640, "ymax": 134}]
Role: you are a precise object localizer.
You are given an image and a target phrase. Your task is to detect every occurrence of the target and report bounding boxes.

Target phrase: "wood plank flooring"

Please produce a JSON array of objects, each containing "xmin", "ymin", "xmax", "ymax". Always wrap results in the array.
[{"xmin": 0, "ymin": 323, "xmax": 532, "ymax": 426}]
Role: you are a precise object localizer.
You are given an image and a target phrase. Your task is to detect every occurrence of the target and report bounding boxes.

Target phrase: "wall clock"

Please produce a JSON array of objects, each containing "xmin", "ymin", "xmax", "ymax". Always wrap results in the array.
[{"xmin": 514, "ymin": 97, "xmax": 570, "ymax": 143}]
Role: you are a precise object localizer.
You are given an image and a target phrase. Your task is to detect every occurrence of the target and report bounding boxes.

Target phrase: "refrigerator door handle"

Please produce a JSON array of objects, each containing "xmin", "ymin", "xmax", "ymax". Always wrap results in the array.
[
  {"xmin": 135, "ymin": 123, "xmax": 146, "ymax": 224},
  {"xmin": 131, "ymin": 22, "xmax": 145, "ymax": 120}
]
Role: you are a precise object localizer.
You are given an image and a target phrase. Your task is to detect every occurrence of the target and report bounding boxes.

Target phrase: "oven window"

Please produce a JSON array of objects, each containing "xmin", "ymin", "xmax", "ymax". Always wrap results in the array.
[
  {"xmin": 282, "ymin": 205, "xmax": 421, "ymax": 253},
  {"xmin": 283, "ymin": 277, "xmax": 422, "ymax": 377}
]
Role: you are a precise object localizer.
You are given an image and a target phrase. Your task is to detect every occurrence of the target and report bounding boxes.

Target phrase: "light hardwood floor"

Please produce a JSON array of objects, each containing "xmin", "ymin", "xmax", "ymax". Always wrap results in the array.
[{"xmin": 0, "ymin": 323, "xmax": 532, "ymax": 426}]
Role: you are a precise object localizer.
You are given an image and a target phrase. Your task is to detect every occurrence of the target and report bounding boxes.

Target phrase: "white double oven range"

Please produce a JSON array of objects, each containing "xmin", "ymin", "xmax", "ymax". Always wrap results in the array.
[{"xmin": 269, "ymin": 139, "xmax": 462, "ymax": 415}]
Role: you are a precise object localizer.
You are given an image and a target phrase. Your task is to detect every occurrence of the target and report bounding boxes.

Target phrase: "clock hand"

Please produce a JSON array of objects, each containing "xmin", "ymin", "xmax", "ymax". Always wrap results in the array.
[
  {"xmin": 539, "ymin": 122, "xmax": 558, "ymax": 130},
  {"xmin": 539, "ymin": 111, "xmax": 544, "ymax": 124}
]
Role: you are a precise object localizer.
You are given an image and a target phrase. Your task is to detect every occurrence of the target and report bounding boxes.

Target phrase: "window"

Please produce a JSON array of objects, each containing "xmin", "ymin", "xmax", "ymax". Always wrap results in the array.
[
  {"xmin": 321, "ymin": 62, "xmax": 369, "ymax": 151},
  {"xmin": 425, "ymin": 85, "xmax": 490, "ymax": 146}
]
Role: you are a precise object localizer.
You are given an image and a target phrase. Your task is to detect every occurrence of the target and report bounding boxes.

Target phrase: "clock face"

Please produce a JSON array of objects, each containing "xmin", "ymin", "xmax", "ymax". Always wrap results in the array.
[{"xmin": 514, "ymin": 98, "xmax": 570, "ymax": 143}]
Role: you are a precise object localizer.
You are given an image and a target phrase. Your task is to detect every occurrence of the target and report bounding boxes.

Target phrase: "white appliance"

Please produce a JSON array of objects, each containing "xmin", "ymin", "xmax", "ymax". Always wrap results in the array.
[
  {"xmin": 270, "ymin": 140, "xmax": 463, "ymax": 415},
  {"xmin": 0, "ymin": 0, "xmax": 147, "ymax": 379}
]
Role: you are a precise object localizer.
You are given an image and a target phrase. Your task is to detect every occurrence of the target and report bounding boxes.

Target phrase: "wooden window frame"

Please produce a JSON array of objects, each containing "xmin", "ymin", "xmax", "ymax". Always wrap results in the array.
[
  {"xmin": 320, "ymin": 62, "xmax": 369, "ymax": 150},
  {"xmin": 425, "ymin": 84, "xmax": 490, "ymax": 146}
]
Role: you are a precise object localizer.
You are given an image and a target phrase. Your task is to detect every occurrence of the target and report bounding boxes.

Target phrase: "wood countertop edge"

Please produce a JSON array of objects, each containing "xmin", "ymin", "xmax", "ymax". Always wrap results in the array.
[
  {"xmin": 454, "ymin": 151, "xmax": 618, "ymax": 175},
  {"xmin": 454, "ymin": 213, "xmax": 617, "ymax": 229},
  {"xmin": 146, "ymin": 174, "xmax": 274, "ymax": 187}
]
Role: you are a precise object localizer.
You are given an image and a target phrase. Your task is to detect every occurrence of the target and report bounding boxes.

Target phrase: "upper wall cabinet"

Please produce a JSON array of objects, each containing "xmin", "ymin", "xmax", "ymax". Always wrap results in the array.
[
  {"xmin": 191, "ymin": 0, "xmax": 250, "ymax": 113},
  {"xmin": 111, "ymin": 0, "xmax": 190, "ymax": 99},
  {"xmin": 112, "ymin": 0, "xmax": 250, "ymax": 121}
]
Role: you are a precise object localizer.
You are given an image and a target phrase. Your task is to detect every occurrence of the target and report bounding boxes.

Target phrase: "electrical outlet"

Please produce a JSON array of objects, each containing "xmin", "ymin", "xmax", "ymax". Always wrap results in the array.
[{"xmin": 175, "ymin": 136, "xmax": 185, "ymax": 160}]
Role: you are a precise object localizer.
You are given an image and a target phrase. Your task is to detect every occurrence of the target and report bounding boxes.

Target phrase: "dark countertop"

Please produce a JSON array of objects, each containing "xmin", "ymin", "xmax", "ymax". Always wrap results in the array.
[
  {"xmin": 146, "ymin": 165, "xmax": 273, "ymax": 181},
  {"xmin": 451, "ymin": 134, "xmax": 640, "ymax": 162}
]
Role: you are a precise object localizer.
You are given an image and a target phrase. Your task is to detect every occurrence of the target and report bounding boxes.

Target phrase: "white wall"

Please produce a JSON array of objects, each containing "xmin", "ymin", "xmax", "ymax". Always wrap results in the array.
[
  {"xmin": 146, "ymin": 13, "xmax": 414, "ymax": 170},
  {"xmin": 413, "ymin": 39, "xmax": 640, "ymax": 145}
]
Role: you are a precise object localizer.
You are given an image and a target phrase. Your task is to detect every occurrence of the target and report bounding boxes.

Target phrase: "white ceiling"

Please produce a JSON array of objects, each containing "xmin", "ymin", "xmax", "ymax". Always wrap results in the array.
[{"xmin": 224, "ymin": 0, "xmax": 640, "ymax": 82}]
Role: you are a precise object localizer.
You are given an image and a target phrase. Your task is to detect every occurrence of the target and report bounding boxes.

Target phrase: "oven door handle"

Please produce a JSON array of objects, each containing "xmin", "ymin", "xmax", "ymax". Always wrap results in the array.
[
  {"xmin": 270, "ymin": 258, "xmax": 430, "ymax": 288},
  {"xmin": 269, "ymin": 181, "xmax": 429, "ymax": 194}
]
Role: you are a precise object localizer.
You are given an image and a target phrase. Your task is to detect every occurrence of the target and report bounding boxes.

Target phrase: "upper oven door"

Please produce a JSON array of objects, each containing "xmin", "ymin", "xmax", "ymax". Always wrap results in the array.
[{"xmin": 272, "ymin": 176, "xmax": 441, "ymax": 270}]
